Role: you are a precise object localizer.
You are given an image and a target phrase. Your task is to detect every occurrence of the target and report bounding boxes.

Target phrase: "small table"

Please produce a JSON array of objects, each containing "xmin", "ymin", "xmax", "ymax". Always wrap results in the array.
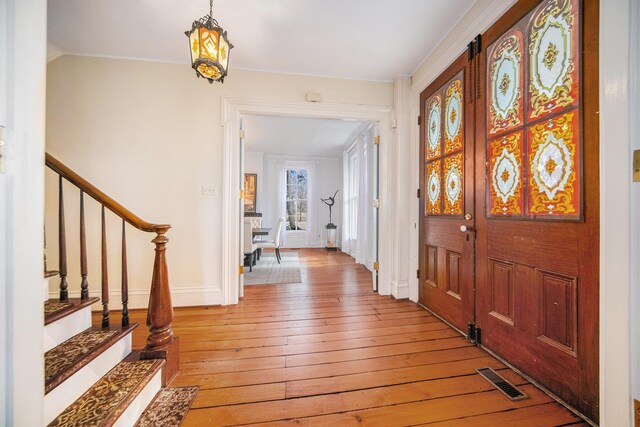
[{"xmin": 252, "ymin": 227, "xmax": 271, "ymax": 237}]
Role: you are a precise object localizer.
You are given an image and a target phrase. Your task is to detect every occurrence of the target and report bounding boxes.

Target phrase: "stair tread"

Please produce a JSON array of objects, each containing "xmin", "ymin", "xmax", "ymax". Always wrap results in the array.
[
  {"xmin": 48, "ymin": 359, "xmax": 164, "ymax": 427},
  {"xmin": 45, "ymin": 324, "xmax": 138, "ymax": 394},
  {"xmin": 134, "ymin": 386, "xmax": 199, "ymax": 427},
  {"xmin": 45, "ymin": 297, "xmax": 100, "ymax": 325}
]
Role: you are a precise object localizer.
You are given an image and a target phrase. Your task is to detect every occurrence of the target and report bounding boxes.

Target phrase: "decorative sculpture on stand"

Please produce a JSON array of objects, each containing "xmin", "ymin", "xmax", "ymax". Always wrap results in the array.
[{"xmin": 321, "ymin": 190, "xmax": 339, "ymax": 251}]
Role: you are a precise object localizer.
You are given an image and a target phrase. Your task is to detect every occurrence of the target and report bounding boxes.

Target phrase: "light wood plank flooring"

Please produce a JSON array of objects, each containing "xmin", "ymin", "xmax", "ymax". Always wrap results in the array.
[{"xmin": 126, "ymin": 249, "xmax": 587, "ymax": 426}]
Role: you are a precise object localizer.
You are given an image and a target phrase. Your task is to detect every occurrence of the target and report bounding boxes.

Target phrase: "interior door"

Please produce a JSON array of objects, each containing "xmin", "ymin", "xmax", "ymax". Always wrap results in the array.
[
  {"xmin": 475, "ymin": 0, "xmax": 599, "ymax": 421},
  {"xmin": 418, "ymin": 53, "xmax": 475, "ymax": 333}
]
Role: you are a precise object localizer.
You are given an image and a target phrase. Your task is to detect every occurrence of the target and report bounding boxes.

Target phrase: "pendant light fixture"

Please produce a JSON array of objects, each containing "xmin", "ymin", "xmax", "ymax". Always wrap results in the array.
[{"xmin": 185, "ymin": 0, "xmax": 233, "ymax": 83}]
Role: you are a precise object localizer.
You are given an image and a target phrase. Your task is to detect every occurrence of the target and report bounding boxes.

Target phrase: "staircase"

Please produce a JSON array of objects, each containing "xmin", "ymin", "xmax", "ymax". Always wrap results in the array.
[{"xmin": 43, "ymin": 154, "xmax": 196, "ymax": 426}]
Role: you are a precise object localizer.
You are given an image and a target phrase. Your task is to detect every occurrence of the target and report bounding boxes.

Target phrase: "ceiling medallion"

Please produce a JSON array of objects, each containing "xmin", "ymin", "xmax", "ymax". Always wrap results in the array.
[{"xmin": 185, "ymin": 0, "xmax": 234, "ymax": 83}]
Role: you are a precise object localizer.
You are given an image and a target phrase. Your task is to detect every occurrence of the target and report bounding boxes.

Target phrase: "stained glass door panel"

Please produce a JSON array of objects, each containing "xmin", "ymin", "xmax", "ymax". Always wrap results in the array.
[
  {"xmin": 419, "ymin": 53, "xmax": 475, "ymax": 333},
  {"xmin": 486, "ymin": 0, "xmax": 581, "ymax": 220},
  {"xmin": 476, "ymin": 0, "xmax": 598, "ymax": 421}
]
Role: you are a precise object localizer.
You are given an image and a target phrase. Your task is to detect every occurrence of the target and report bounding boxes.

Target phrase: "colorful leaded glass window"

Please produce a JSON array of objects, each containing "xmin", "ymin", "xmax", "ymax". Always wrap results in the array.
[
  {"xmin": 425, "ymin": 73, "xmax": 464, "ymax": 216},
  {"xmin": 486, "ymin": 0, "xmax": 580, "ymax": 219}
]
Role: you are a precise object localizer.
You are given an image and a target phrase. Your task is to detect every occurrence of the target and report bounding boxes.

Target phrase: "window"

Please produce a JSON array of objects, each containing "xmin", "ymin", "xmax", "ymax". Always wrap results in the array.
[{"xmin": 286, "ymin": 169, "xmax": 308, "ymax": 231}]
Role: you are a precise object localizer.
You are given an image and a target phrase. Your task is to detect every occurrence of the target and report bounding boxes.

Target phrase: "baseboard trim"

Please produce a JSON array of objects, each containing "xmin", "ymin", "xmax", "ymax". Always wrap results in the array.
[
  {"xmin": 49, "ymin": 286, "xmax": 224, "ymax": 309},
  {"xmin": 391, "ymin": 279, "xmax": 410, "ymax": 299}
]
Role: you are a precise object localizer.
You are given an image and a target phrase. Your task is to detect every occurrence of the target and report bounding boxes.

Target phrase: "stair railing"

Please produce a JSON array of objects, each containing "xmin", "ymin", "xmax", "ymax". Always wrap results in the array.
[{"xmin": 45, "ymin": 153, "xmax": 177, "ymax": 373}]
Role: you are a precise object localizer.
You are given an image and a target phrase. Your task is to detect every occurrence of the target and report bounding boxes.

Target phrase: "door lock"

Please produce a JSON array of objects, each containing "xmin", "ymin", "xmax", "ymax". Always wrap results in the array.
[
  {"xmin": 464, "ymin": 213, "xmax": 473, "ymax": 221},
  {"xmin": 460, "ymin": 225, "xmax": 474, "ymax": 233}
]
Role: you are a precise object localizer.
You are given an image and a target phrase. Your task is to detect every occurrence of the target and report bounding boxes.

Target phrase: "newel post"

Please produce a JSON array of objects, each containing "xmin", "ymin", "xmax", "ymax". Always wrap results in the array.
[{"xmin": 141, "ymin": 225, "xmax": 179, "ymax": 384}]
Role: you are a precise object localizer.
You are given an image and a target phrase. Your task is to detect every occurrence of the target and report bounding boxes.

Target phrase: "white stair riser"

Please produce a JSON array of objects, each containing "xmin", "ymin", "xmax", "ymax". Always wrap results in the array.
[
  {"xmin": 44, "ymin": 334, "xmax": 132, "ymax": 425},
  {"xmin": 113, "ymin": 369, "xmax": 162, "ymax": 427},
  {"xmin": 43, "ymin": 306, "xmax": 92, "ymax": 352},
  {"xmin": 43, "ymin": 277, "xmax": 50, "ymax": 302}
]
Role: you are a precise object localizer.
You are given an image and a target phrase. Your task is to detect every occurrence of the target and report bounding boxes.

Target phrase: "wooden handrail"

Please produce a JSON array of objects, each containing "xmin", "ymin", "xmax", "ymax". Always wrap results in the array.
[
  {"xmin": 45, "ymin": 153, "xmax": 169, "ymax": 233},
  {"xmin": 46, "ymin": 152, "xmax": 179, "ymax": 383}
]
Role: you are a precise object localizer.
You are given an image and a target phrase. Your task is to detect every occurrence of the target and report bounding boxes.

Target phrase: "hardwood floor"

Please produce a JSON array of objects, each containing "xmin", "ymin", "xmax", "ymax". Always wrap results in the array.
[{"xmin": 124, "ymin": 249, "xmax": 587, "ymax": 426}]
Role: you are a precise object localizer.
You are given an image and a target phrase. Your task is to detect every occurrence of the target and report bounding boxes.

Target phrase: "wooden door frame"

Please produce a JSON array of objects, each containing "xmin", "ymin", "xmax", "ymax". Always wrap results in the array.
[{"xmin": 221, "ymin": 98, "xmax": 392, "ymax": 305}]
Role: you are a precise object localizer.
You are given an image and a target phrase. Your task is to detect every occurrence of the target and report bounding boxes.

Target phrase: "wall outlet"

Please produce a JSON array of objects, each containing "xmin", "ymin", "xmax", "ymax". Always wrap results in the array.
[{"xmin": 201, "ymin": 186, "xmax": 217, "ymax": 196}]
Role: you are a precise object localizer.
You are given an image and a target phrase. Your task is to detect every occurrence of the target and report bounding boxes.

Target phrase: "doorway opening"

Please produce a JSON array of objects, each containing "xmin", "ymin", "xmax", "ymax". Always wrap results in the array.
[
  {"xmin": 237, "ymin": 114, "xmax": 379, "ymax": 297},
  {"xmin": 221, "ymin": 98, "xmax": 392, "ymax": 305}
]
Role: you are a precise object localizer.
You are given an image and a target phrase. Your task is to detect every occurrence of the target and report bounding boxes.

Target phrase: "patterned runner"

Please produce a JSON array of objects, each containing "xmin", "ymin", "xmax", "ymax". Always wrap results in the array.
[
  {"xmin": 135, "ymin": 386, "xmax": 199, "ymax": 427},
  {"xmin": 45, "ymin": 329, "xmax": 119, "ymax": 384},
  {"xmin": 44, "ymin": 300, "xmax": 73, "ymax": 317},
  {"xmin": 49, "ymin": 360, "xmax": 161, "ymax": 427}
]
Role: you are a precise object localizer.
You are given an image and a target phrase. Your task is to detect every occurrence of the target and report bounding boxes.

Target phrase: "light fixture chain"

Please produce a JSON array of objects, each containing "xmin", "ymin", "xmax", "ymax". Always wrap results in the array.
[{"xmin": 209, "ymin": 0, "xmax": 213, "ymax": 17}]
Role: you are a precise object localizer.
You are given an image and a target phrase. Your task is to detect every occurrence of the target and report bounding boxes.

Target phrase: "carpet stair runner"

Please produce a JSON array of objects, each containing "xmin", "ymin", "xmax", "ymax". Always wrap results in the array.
[
  {"xmin": 45, "ymin": 297, "xmax": 99, "ymax": 325},
  {"xmin": 45, "ymin": 325, "xmax": 137, "ymax": 393},
  {"xmin": 43, "ymin": 295, "xmax": 195, "ymax": 425},
  {"xmin": 134, "ymin": 386, "xmax": 199, "ymax": 427},
  {"xmin": 48, "ymin": 360, "xmax": 164, "ymax": 427}
]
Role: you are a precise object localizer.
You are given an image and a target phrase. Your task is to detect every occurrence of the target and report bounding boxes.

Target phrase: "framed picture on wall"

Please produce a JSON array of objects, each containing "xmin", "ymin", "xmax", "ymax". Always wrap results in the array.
[{"xmin": 244, "ymin": 173, "xmax": 257, "ymax": 212}]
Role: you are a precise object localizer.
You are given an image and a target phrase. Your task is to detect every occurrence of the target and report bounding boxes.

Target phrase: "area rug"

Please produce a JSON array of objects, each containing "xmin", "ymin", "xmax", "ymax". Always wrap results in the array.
[
  {"xmin": 135, "ymin": 386, "xmax": 199, "ymax": 427},
  {"xmin": 245, "ymin": 252, "xmax": 302, "ymax": 285}
]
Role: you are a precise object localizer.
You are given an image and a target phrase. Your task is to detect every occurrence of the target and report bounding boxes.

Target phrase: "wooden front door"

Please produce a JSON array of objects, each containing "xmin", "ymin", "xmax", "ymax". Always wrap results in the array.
[
  {"xmin": 419, "ymin": 0, "xmax": 599, "ymax": 421},
  {"xmin": 418, "ymin": 53, "xmax": 475, "ymax": 333}
]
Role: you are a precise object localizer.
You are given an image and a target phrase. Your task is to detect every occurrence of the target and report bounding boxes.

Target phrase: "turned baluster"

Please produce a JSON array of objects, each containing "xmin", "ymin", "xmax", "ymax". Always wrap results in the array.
[
  {"xmin": 58, "ymin": 176, "xmax": 68, "ymax": 301},
  {"xmin": 121, "ymin": 220, "xmax": 129, "ymax": 328},
  {"xmin": 79, "ymin": 190, "xmax": 89, "ymax": 300},
  {"xmin": 101, "ymin": 206, "xmax": 110, "ymax": 328},
  {"xmin": 145, "ymin": 226, "xmax": 174, "ymax": 351}
]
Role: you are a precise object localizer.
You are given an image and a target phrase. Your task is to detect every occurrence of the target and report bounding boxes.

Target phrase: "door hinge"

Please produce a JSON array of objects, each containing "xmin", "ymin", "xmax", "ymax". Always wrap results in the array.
[
  {"xmin": 374, "ymin": 135, "xmax": 381, "ymax": 146},
  {"xmin": 417, "ymin": 188, "xmax": 421, "ymax": 199},
  {"xmin": 373, "ymin": 261, "xmax": 379, "ymax": 271},
  {"xmin": 468, "ymin": 322, "xmax": 482, "ymax": 345},
  {"xmin": 416, "ymin": 269, "xmax": 420, "ymax": 279},
  {"xmin": 239, "ymin": 129, "xmax": 246, "ymax": 139},
  {"xmin": 239, "ymin": 265, "xmax": 244, "ymax": 274},
  {"xmin": 467, "ymin": 34, "xmax": 482, "ymax": 60},
  {"xmin": 373, "ymin": 198, "xmax": 380, "ymax": 208},
  {"xmin": 473, "ymin": 34, "xmax": 482, "ymax": 56},
  {"xmin": 417, "ymin": 116, "xmax": 422, "ymax": 126}
]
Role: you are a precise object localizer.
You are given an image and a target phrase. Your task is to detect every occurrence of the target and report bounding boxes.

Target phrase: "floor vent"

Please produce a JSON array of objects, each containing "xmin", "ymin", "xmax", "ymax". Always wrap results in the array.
[{"xmin": 476, "ymin": 367, "xmax": 528, "ymax": 401}]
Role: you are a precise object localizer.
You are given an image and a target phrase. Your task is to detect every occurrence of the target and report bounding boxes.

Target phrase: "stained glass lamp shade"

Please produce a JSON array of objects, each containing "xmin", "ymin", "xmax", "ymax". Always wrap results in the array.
[{"xmin": 185, "ymin": 1, "xmax": 233, "ymax": 84}]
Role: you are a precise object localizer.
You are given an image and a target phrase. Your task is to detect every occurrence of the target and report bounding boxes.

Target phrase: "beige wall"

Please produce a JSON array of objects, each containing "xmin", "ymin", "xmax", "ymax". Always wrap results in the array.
[{"xmin": 45, "ymin": 55, "xmax": 393, "ymax": 307}]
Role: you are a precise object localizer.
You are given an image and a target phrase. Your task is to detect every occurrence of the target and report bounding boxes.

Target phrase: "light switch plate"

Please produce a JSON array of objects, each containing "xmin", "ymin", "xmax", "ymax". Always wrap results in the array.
[
  {"xmin": 201, "ymin": 186, "xmax": 216, "ymax": 196},
  {"xmin": 634, "ymin": 150, "xmax": 640, "ymax": 182}
]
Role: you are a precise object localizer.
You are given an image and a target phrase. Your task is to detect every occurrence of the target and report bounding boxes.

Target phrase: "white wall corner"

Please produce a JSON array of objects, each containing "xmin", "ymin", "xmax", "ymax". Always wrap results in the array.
[
  {"xmin": 47, "ymin": 42, "xmax": 63, "ymax": 63},
  {"xmin": 4, "ymin": 0, "xmax": 47, "ymax": 425},
  {"xmin": 391, "ymin": 279, "xmax": 410, "ymax": 300},
  {"xmin": 600, "ymin": 0, "xmax": 633, "ymax": 425},
  {"xmin": 391, "ymin": 77, "xmax": 412, "ymax": 292},
  {"xmin": 629, "ymin": 0, "xmax": 640, "ymax": 411}
]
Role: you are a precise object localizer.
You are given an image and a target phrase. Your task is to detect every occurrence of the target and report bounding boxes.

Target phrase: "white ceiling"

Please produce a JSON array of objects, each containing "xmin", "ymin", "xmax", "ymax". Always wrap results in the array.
[
  {"xmin": 48, "ymin": 0, "xmax": 477, "ymax": 82},
  {"xmin": 243, "ymin": 115, "xmax": 368, "ymax": 157}
]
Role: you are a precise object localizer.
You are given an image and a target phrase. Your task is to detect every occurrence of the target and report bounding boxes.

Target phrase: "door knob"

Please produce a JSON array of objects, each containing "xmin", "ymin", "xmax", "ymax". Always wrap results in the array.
[{"xmin": 460, "ymin": 225, "xmax": 474, "ymax": 233}]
